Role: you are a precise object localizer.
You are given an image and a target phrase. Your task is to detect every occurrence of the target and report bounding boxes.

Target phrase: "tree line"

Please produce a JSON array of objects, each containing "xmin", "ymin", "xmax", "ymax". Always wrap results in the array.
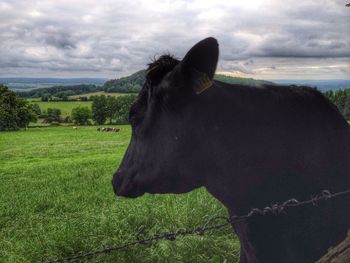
[
  {"xmin": 26, "ymin": 94, "xmax": 137, "ymax": 126},
  {"xmin": 1, "ymin": 83, "xmax": 137, "ymax": 130},
  {"xmin": 16, "ymin": 84, "xmax": 98, "ymax": 101},
  {"xmin": 2, "ymin": 82, "xmax": 350, "ymax": 131},
  {"xmin": 70, "ymin": 94, "xmax": 137, "ymax": 125},
  {"xmin": 15, "ymin": 70, "xmax": 146, "ymax": 100},
  {"xmin": 324, "ymin": 88, "xmax": 350, "ymax": 120}
]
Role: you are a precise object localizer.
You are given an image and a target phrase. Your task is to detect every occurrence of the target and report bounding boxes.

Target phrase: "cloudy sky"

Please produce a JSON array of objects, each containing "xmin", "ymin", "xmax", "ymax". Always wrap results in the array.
[{"xmin": 0, "ymin": 0, "xmax": 349, "ymax": 80}]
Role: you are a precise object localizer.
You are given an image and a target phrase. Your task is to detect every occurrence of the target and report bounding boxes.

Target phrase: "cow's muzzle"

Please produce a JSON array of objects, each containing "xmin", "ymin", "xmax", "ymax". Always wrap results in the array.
[{"xmin": 112, "ymin": 170, "xmax": 144, "ymax": 198}]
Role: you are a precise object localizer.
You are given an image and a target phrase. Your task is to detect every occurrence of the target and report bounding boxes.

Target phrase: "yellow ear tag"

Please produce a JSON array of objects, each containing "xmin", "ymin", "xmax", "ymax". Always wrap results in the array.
[{"xmin": 194, "ymin": 72, "xmax": 213, "ymax": 95}]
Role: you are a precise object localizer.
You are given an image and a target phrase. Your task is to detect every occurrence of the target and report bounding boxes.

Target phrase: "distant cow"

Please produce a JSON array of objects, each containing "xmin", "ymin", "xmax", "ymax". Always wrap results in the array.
[
  {"xmin": 98, "ymin": 127, "xmax": 120, "ymax": 132},
  {"xmin": 112, "ymin": 38, "xmax": 350, "ymax": 263}
]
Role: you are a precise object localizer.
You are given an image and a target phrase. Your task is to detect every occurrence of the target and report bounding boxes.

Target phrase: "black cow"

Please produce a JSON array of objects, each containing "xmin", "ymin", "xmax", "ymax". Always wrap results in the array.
[{"xmin": 112, "ymin": 37, "xmax": 350, "ymax": 263}]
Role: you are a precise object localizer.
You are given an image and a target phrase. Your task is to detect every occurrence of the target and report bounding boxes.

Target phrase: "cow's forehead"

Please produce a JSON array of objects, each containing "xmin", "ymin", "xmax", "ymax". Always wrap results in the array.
[
  {"xmin": 131, "ymin": 55, "xmax": 180, "ymax": 113},
  {"xmin": 146, "ymin": 55, "xmax": 180, "ymax": 83}
]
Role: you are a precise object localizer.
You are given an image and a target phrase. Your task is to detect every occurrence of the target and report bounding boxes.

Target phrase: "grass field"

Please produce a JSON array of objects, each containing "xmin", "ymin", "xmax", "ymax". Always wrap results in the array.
[
  {"xmin": 0, "ymin": 126, "xmax": 239, "ymax": 262},
  {"xmin": 32, "ymin": 101, "xmax": 93, "ymax": 118}
]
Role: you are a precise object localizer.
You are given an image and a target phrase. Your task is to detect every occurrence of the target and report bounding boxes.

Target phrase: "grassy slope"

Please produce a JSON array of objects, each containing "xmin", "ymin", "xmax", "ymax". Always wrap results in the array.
[{"xmin": 0, "ymin": 127, "xmax": 238, "ymax": 262}]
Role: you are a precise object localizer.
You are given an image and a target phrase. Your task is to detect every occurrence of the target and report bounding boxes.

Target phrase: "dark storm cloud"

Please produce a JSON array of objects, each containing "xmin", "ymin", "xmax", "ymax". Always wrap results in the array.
[
  {"xmin": 0, "ymin": 0, "xmax": 349, "ymax": 78},
  {"xmin": 43, "ymin": 31, "xmax": 77, "ymax": 50}
]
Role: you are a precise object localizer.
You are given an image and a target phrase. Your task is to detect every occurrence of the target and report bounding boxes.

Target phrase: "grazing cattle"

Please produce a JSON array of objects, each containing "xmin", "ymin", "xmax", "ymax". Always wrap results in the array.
[
  {"xmin": 112, "ymin": 38, "xmax": 350, "ymax": 263},
  {"xmin": 98, "ymin": 127, "xmax": 120, "ymax": 132},
  {"xmin": 72, "ymin": 126, "xmax": 77, "ymax": 129}
]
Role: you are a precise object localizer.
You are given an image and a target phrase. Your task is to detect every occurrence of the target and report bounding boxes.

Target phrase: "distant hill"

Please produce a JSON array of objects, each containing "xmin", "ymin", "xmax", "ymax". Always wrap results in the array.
[
  {"xmin": 16, "ymin": 84, "xmax": 99, "ymax": 99},
  {"xmin": 214, "ymin": 74, "xmax": 274, "ymax": 86},
  {"xmin": 2, "ymin": 78, "xmax": 107, "ymax": 91},
  {"xmin": 15, "ymin": 71, "xmax": 275, "ymax": 99},
  {"xmin": 7, "ymin": 75, "xmax": 350, "ymax": 97},
  {"xmin": 102, "ymin": 70, "xmax": 145, "ymax": 93},
  {"xmin": 102, "ymin": 70, "xmax": 274, "ymax": 93},
  {"xmin": 273, "ymin": 80, "xmax": 350, "ymax": 91}
]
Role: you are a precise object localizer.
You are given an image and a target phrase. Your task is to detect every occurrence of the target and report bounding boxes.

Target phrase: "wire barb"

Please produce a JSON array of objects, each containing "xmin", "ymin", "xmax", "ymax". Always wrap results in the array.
[{"xmin": 47, "ymin": 187, "xmax": 350, "ymax": 263}]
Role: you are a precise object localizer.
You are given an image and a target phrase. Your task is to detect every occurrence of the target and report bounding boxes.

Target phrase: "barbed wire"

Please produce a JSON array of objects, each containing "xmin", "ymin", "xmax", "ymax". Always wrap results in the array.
[{"xmin": 46, "ymin": 188, "xmax": 350, "ymax": 263}]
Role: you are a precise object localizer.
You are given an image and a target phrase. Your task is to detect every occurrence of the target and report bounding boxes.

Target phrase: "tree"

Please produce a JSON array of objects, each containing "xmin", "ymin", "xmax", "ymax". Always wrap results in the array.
[
  {"xmin": 106, "ymin": 96, "xmax": 118, "ymax": 124},
  {"xmin": 90, "ymin": 94, "xmax": 137, "ymax": 125},
  {"xmin": 343, "ymin": 94, "xmax": 350, "ymax": 120},
  {"xmin": 42, "ymin": 108, "xmax": 61, "ymax": 123},
  {"xmin": 16, "ymin": 99, "xmax": 38, "ymax": 128},
  {"xmin": 333, "ymin": 90, "xmax": 347, "ymax": 113},
  {"xmin": 115, "ymin": 94, "xmax": 137, "ymax": 124},
  {"xmin": 31, "ymin": 103, "xmax": 42, "ymax": 116},
  {"xmin": 71, "ymin": 106, "xmax": 91, "ymax": 125},
  {"xmin": 92, "ymin": 95, "xmax": 107, "ymax": 125},
  {"xmin": 323, "ymin": 90, "xmax": 334, "ymax": 101},
  {"xmin": 323, "ymin": 88, "xmax": 350, "ymax": 120},
  {"xmin": 41, "ymin": 94, "xmax": 51, "ymax": 101},
  {"xmin": 0, "ymin": 85, "xmax": 38, "ymax": 130},
  {"xmin": 0, "ymin": 85, "xmax": 19, "ymax": 130},
  {"xmin": 55, "ymin": 90, "xmax": 75, "ymax": 101},
  {"xmin": 47, "ymin": 108, "xmax": 61, "ymax": 122}
]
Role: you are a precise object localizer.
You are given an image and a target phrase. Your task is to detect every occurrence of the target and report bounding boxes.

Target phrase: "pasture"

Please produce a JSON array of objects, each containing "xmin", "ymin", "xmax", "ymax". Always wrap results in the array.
[
  {"xmin": 0, "ymin": 126, "xmax": 238, "ymax": 262},
  {"xmin": 32, "ymin": 101, "xmax": 93, "ymax": 118}
]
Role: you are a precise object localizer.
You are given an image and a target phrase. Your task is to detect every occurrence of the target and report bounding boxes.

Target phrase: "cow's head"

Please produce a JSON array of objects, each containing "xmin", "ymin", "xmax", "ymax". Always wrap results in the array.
[{"xmin": 112, "ymin": 37, "xmax": 219, "ymax": 198}]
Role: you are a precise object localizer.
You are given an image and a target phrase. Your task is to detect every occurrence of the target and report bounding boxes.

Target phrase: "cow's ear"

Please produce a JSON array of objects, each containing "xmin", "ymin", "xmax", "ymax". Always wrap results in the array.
[{"xmin": 181, "ymin": 37, "xmax": 219, "ymax": 94}]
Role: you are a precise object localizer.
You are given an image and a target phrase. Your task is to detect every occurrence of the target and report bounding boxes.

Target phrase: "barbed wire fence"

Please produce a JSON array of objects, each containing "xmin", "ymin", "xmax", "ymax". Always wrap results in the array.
[{"xmin": 46, "ymin": 188, "xmax": 350, "ymax": 263}]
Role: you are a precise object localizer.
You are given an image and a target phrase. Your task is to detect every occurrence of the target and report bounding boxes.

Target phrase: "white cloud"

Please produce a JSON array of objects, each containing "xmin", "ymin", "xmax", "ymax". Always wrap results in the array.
[{"xmin": 0, "ymin": 0, "xmax": 349, "ymax": 79}]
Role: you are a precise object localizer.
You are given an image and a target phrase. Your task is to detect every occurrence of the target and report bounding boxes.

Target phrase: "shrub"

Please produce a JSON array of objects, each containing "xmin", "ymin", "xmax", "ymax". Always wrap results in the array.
[
  {"xmin": 43, "ymin": 108, "xmax": 62, "ymax": 123},
  {"xmin": 71, "ymin": 106, "xmax": 91, "ymax": 125}
]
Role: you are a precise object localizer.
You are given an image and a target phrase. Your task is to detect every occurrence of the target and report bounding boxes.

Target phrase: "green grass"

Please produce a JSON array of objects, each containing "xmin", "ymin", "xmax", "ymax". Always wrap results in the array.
[
  {"xmin": 32, "ymin": 101, "xmax": 93, "ymax": 117},
  {"xmin": 0, "ymin": 126, "xmax": 239, "ymax": 263}
]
